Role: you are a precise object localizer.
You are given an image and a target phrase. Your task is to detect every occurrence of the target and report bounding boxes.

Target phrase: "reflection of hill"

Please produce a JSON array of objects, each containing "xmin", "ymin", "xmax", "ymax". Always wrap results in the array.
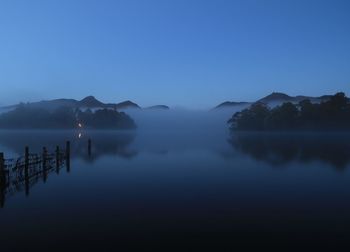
[
  {"xmin": 229, "ymin": 133, "xmax": 350, "ymax": 170},
  {"xmin": 0, "ymin": 130, "xmax": 137, "ymax": 161}
]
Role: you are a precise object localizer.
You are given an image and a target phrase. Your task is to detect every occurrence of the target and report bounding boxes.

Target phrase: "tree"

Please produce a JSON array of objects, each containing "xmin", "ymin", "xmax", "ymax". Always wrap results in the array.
[
  {"xmin": 228, "ymin": 102, "xmax": 270, "ymax": 130},
  {"xmin": 265, "ymin": 102, "xmax": 298, "ymax": 129}
]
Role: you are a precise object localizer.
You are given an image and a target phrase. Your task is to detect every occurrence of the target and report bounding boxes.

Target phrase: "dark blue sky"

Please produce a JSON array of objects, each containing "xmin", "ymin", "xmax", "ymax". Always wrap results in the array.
[{"xmin": 0, "ymin": 0, "xmax": 349, "ymax": 108}]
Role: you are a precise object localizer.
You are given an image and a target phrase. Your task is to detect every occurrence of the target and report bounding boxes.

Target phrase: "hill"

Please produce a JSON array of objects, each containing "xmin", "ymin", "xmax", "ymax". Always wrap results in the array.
[
  {"xmin": 214, "ymin": 101, "xmax": 251, "ymax": 109},
  {"xmin": 0, "ymin": 96, "xmax": 169, "ymax": 112},
  {"xmin": 115, "ymin": 100, "xmax": 141, "ymax": 110},
  {"xmin": 214, "ymin": 92, "xmax": 333, "ymax": 110},
  {"xmin": 145, "ymin": 105, "xmax": 170, "ymax": 110}
]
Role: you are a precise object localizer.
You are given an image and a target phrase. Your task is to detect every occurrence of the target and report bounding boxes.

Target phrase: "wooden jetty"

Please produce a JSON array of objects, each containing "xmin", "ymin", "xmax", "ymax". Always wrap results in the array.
[{"xmin": 0, "ymin": 141, "xmax": 71, "ymax": 208}]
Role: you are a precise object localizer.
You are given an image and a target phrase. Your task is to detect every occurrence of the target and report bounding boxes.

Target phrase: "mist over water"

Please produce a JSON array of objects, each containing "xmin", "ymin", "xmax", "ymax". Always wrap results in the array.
[
  {"xmin": 1, "ymin": 109, "xmax": 350, "ymax": 249},
  {"xmin": 1, "ymin": 0, "xmax": 349, "ymax": 249},
  {"xmin": 127, "ymin": 108, "xmax": 234, "ymax": 131},
  {"xmin": 123, "ymin": 108, "xmax": 240, "ymax": 153}
]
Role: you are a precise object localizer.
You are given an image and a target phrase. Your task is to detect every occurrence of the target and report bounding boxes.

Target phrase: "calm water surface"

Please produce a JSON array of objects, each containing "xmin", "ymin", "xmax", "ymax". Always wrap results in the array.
[{"xmin": 1, "ymin": 130, "xmax": 350, "ymax": 250}]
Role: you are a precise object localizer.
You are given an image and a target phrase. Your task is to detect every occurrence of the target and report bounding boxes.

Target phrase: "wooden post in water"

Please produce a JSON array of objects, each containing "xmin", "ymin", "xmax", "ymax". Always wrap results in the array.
[
  {"xmin": 0, "ymin": 152, "xmax": 6, "ymax": 187},
  {"xmin": 56, "ymin": 146, "xmax": 60, "ymax": 174},
  {"xmin": 42, "ymin": 147, "xmax": 47, "ymax": 183},
  {"xmin": 0, "ymin": 152, "xmax": 5, "ymax": 208},
  {"xmin": 66, "ymin": 141, "xmax": 70, "ymax": 173},
  {"xmin": 0, "ymin": 152, "xmax": 4, "ymax": 179},
  {"xmin": 88, "ymin": 138, "xmax": 92, "ymax": 157},
  {"xmin": 24, "ymin": 146, "xmax": 29, "ymax": 196}
]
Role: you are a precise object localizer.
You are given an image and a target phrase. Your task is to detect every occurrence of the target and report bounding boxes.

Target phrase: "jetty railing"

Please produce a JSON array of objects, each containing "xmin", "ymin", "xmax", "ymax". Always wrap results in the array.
[{"xmin": 0, "ymin": 141, "xmax": 71, "ymax": 208}]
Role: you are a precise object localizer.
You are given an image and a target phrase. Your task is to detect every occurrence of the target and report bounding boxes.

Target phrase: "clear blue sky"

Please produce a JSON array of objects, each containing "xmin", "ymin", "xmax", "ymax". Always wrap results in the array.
[{"xmin": 0, "ymin": 0, "xmax": 349, "ymax": 108}]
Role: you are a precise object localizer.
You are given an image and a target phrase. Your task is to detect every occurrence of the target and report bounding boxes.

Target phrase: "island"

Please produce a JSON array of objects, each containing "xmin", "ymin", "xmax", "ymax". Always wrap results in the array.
[
  {"xmin": 0, "ymin": 104, "xmax": 136, "ymax": 129},
  {"xmin": 228, "ymin": 92, "xmax": 350, "ymax": 131}
]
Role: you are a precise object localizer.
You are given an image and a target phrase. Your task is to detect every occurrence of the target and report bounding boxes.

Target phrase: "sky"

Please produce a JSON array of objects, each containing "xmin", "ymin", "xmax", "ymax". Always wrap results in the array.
[{"xmin": 0, "ymin": 0, "xmax": 350, "ymax": 109}]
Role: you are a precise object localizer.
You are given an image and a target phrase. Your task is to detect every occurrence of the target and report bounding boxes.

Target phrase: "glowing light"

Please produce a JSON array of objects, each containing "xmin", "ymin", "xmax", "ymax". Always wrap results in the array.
[
  {"xmin": 78, "ymin": 133, "xmax": 82, "ymax": 138},
  {"xmin": 78, "ymin": 123, "xmax": 82, "ymax": 128}
]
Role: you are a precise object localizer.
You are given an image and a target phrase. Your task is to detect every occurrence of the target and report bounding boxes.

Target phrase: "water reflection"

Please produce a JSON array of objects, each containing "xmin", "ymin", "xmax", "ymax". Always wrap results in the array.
[
  {"xmin": 0, "ymin": 130, "xmax": 137, "ymax": 207},
  {"xmin": 229, "ymin": 132, "xmax": 350, "ymax": 170},
  {"xmin": 0, "ymin": 130, "xmax": 137, "ymax": 161},
  {"xmin": 1, "ymin": 130, "xmax": 350, "ymax": 249},
  {"xmin": 0, "ymin": 147, "xmax": 70, "ymax": 208},
  {"xmin": 74, "ymin": 131, "xmax": 137, "ymax": 161}
]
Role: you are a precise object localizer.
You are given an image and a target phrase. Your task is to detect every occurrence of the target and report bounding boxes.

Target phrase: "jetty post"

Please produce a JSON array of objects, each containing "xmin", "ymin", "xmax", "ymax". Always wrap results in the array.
[
  {"xmin": 42, "ymin": 147, "xmax": 47, "ymax": 183},
  {"xmin": 0, "ymin": 152, "xmax": 5, "ymax": 208},
  {"xmin": 55, "ymin": 146, "xmax": 60, "ymax": 174},
  {"xmin": 0, "ymin": 152, "xmax": 5, "ymax": 186},
  {"xmin": 0, "ymin": 152, "xmax": 4, "ymax": 168},
  {"xmin": 24, "ymin": 146, "xmax": 29, "ymax": 196},
  {"xmin": 0, "ymin": 152, "xmax": 6, "ymax": 191},
  {"xmin": 66, "ymin": 141, "xmax": 70, "ymax": 173},
  {"xmin": 0, "ymin": 152, "xmax": 4, "ymax": 181}
]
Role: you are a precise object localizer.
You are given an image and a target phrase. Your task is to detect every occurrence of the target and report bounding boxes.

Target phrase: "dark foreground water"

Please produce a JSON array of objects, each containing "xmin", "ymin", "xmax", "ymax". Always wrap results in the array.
[{"xmin": 1, "ymin": 130, "xmax": 350, "ymax": 250}]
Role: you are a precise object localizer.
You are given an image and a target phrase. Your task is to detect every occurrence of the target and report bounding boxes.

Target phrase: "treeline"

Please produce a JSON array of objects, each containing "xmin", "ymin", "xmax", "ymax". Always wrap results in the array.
[
  {"xmin": 0, "ymin": 104, "xmax": 136, "ymax": 129},
  {"xmin": 228, "ymin": 92, "xmax": 350, "ymax": 131},
  {"xmin": 76, "ymin": 108, "xmax": 136, "ymax": 129}
]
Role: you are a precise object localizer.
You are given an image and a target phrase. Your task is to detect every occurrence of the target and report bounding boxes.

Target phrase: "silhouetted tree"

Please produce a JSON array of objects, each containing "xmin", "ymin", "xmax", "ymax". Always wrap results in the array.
[
  {"xmin": 85, "ymin": 109, "xmax": 136, "ymax": 129},
  {"xmin": 265, "ymin": 102, "xmax": 298, "ymax": 129},
  {"xmin": 228, "ymin": 102, "xmax": 269, "ymax": 131}
]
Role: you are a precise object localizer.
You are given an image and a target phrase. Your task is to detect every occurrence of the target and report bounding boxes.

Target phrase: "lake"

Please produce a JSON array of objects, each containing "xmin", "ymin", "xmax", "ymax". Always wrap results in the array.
[{"xmin": 1, "ymin": 129, "xmax": 350, "ymax": 250}]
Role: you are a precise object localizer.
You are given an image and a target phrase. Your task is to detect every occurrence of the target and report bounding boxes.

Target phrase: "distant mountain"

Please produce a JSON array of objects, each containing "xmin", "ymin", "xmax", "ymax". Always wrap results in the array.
[
  {"xmin": 145, "ymin": 105, "xmax": 170, "ymax": 110},
  {"xmin": 1, "ymin": 96, "xmax": 149, "ymax": 112},
  {"xmin": 78, "ymin": 96, "xmax": 106, "ymax": 108},
  {"xmin": 214, "ymin": 101, "xmax": 250, "ymax": 109},
  {"xmin": 214, "ymin": 92, "xmax": 333, "ymax": 110},
  {"xmin": 18, "ymin": 96, "xmax": 107, "ymax": 110},
  {"xmin": 115, "ymin": 100, "xmax": 141, "ymax": 110},
  {"xmin": 18, "ymin": 98, "xmax": 78, "ymax": 110},
  {"xmin": 257, "ymin": 92, "xmax": 293, "ymax": 103},
  {"xmin": 258, "ymin": 92, "xmax": 331, "ymax": 105}
]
